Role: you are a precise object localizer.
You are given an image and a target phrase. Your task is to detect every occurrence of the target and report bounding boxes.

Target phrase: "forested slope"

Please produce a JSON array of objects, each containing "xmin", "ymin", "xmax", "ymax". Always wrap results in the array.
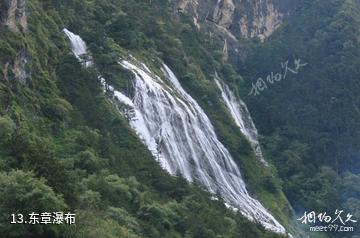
[
  {"xmin": 0, "ymin": 0, "xmax": 296, "ymax": 237},
  {"xmin": 237, "ymin": 1, "xmax": 360, "ymax": 237}
]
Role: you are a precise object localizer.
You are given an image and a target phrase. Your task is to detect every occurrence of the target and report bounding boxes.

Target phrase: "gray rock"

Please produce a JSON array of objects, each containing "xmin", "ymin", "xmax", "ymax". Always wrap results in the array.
[
  {"xmin": 0, "ymin": 0, "xmax": 27, "ymax": 31},
  {"xmin": 176, "ymin": 0, "xmax": 301, "ymax": 40}
]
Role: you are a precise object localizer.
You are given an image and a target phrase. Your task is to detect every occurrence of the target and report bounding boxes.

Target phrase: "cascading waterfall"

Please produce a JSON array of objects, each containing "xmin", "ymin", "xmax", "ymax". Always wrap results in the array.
[
  {"xmin": 63, "ymin": 28, "xmax": 286, "ymax": 234},
  {"xmin": 214, "ymin": 76, "xmax": 268, "ymax": 165},
  {"xmin": 63, "ymin": 29, "xmax": 92, "ymax": 67}
]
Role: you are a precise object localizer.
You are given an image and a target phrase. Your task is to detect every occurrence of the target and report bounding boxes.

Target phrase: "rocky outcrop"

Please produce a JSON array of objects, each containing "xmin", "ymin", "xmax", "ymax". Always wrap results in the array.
[
  {"xmin": 13, "ymin": 49, "xmax": 28, "ymax": 84},
  {"xmin": 176, "ymin": 0, "xmax": 299, "ymax": 41},
  {"xmin": 3, "ymin": 49, "xmax": 29, "ymax": 85},
  {"xmin": 0, "ymin": 0, "xmax": 27, "ymax": 32},
  {"xmin": 3, "ymin": 62, "xmax": 10, "ymax": 81},
  {"xmin": 213, "ymin": 0, "xmax": 235, "ymax": 29},
  {"xmin": 178, "ymin": 0, "xmax": 192, "ymax": 11},
  {"xmin": 177, "ymin": 0, "xmax": 215, "ymax": 22},
  {"xmin": 1, "ymin": 0, "xmax": 29, "ymax": 84},
  {"xmin": 222, "ymin": 38, "xmax": 229, "ymax": 62},
  {"xmin": 232, "ymin": 0, "xmax": 284, "ymax": 41}
]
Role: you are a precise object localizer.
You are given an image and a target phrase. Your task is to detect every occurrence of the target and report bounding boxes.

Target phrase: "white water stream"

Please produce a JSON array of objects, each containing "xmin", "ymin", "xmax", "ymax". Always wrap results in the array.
[
  {"xmin": 63, "ymin": 28, "xmax": 286, "ymax": 234},
  {"xmin": 215, "ymin": 77, "xmax": 267, "ymax": 165}
]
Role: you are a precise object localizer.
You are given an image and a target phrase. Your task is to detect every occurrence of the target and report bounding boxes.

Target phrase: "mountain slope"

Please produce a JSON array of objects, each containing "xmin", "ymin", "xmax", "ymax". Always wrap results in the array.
[
  {"xmin": 0, "ymin": 0, "xmax": 295, "ymax": 237},
  {"xmin": 235, "ymin": 0, "xmax": 360, "ymax": 236},
  {"xmin": 176, "ymin": 0, "xmax": 301, "ymax": 40}
]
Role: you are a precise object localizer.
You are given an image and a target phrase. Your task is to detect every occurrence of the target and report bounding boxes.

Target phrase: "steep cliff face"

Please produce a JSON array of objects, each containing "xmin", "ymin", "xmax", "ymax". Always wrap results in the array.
[
  {"xmin": 3, "ymin": 49, "xmax": 29, "ymax": 85},
  {"xmin": 232, "ymin": 0, "xmax": 284, "ymax": 40},
  {"xmin": 0, "ymin": 0, "xmax": 27, "ymax": 32},
  {"xmin": 213, "ymin": 0, "xmax": 235, "ymax": 29},
  {"xmin": 1, "ymin": 0, "xmax": 29, "ymax": 84},
  {"xmin": 177, "ymin": 0, "xmax": 299, "ymax": 40}
]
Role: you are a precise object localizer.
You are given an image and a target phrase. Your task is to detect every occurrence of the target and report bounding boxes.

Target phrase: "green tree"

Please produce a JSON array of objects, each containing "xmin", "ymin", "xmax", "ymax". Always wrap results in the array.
[{"xmin": 0, "ymin": 170, "xmax": 67, "ymax": 237}]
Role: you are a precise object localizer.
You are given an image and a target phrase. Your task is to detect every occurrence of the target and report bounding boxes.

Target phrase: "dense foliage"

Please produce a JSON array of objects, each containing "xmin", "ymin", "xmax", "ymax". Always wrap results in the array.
[
  {"xmin": 237, "ymin": 0, "xmax": 360, "ymax": 237},
  {"xmin": 0, "ymin": 0, "xmax": 293, "ymax": 237},
  {"xmin": 2, "ymin": 0, "xmax": 358, "ymax": 237}
]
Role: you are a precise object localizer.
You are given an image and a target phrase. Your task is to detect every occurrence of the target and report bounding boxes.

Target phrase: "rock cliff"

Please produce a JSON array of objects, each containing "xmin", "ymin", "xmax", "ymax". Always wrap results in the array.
[
  {"xmin": 0, "ymin": 0, "xmax": 27, "ymax": 32},
  {"xmin": 1, "ymin": 0, "xmax": 29, "ymax": 84},
  {"xmin": 177, "ymin": 0, "xmax": 300, "ymax": 41}
]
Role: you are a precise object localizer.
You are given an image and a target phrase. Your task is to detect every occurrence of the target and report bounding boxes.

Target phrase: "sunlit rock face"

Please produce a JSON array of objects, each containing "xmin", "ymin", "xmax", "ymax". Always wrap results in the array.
[
  {"xmin": 234, "ymin": 0, "xmax": 284, "ymax": 41},
  {"xmin": 0, "ymin": 0, "xmax": 27, "ymax": 32},
  {"xmin": 213, "ymin": 0, "xmax": 236, "ymax": 29},
  {"xmin": 176, "ymin": 0, "xmax": 300, "ymax": 40}
]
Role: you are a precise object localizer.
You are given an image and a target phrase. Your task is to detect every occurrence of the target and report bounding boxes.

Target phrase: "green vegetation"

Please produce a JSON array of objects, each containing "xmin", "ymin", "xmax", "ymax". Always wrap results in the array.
[
  {"xmin": 0, "ymin": 0, "xmax": 293, "ymax": 237},
  {"xmin": 236, "ymin": 0, "xmax": 360, "ymax": 237},
  {"xmin": 3, "ymin": 0, "xmax": 357, "ymax": 237}
]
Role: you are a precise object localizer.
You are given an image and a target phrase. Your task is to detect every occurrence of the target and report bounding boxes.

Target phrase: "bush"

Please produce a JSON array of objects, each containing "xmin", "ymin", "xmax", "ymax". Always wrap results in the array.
[{"xmin": 0, "ymin": 170, "xmax": 67, "ymax": 237}]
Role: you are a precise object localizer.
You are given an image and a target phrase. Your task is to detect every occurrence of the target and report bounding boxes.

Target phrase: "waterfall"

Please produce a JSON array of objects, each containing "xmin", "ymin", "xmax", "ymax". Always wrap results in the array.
[
  {"xmin": 215, "ymin": 76, "xmax": 268, "ymax": 165},
  {"xmin": 63, "ymin": 29, "xmax": 92, "ymax": 67},
  {"xmin": 63, "ymin": 29, "xmax": 286, "ymax": 234}
]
